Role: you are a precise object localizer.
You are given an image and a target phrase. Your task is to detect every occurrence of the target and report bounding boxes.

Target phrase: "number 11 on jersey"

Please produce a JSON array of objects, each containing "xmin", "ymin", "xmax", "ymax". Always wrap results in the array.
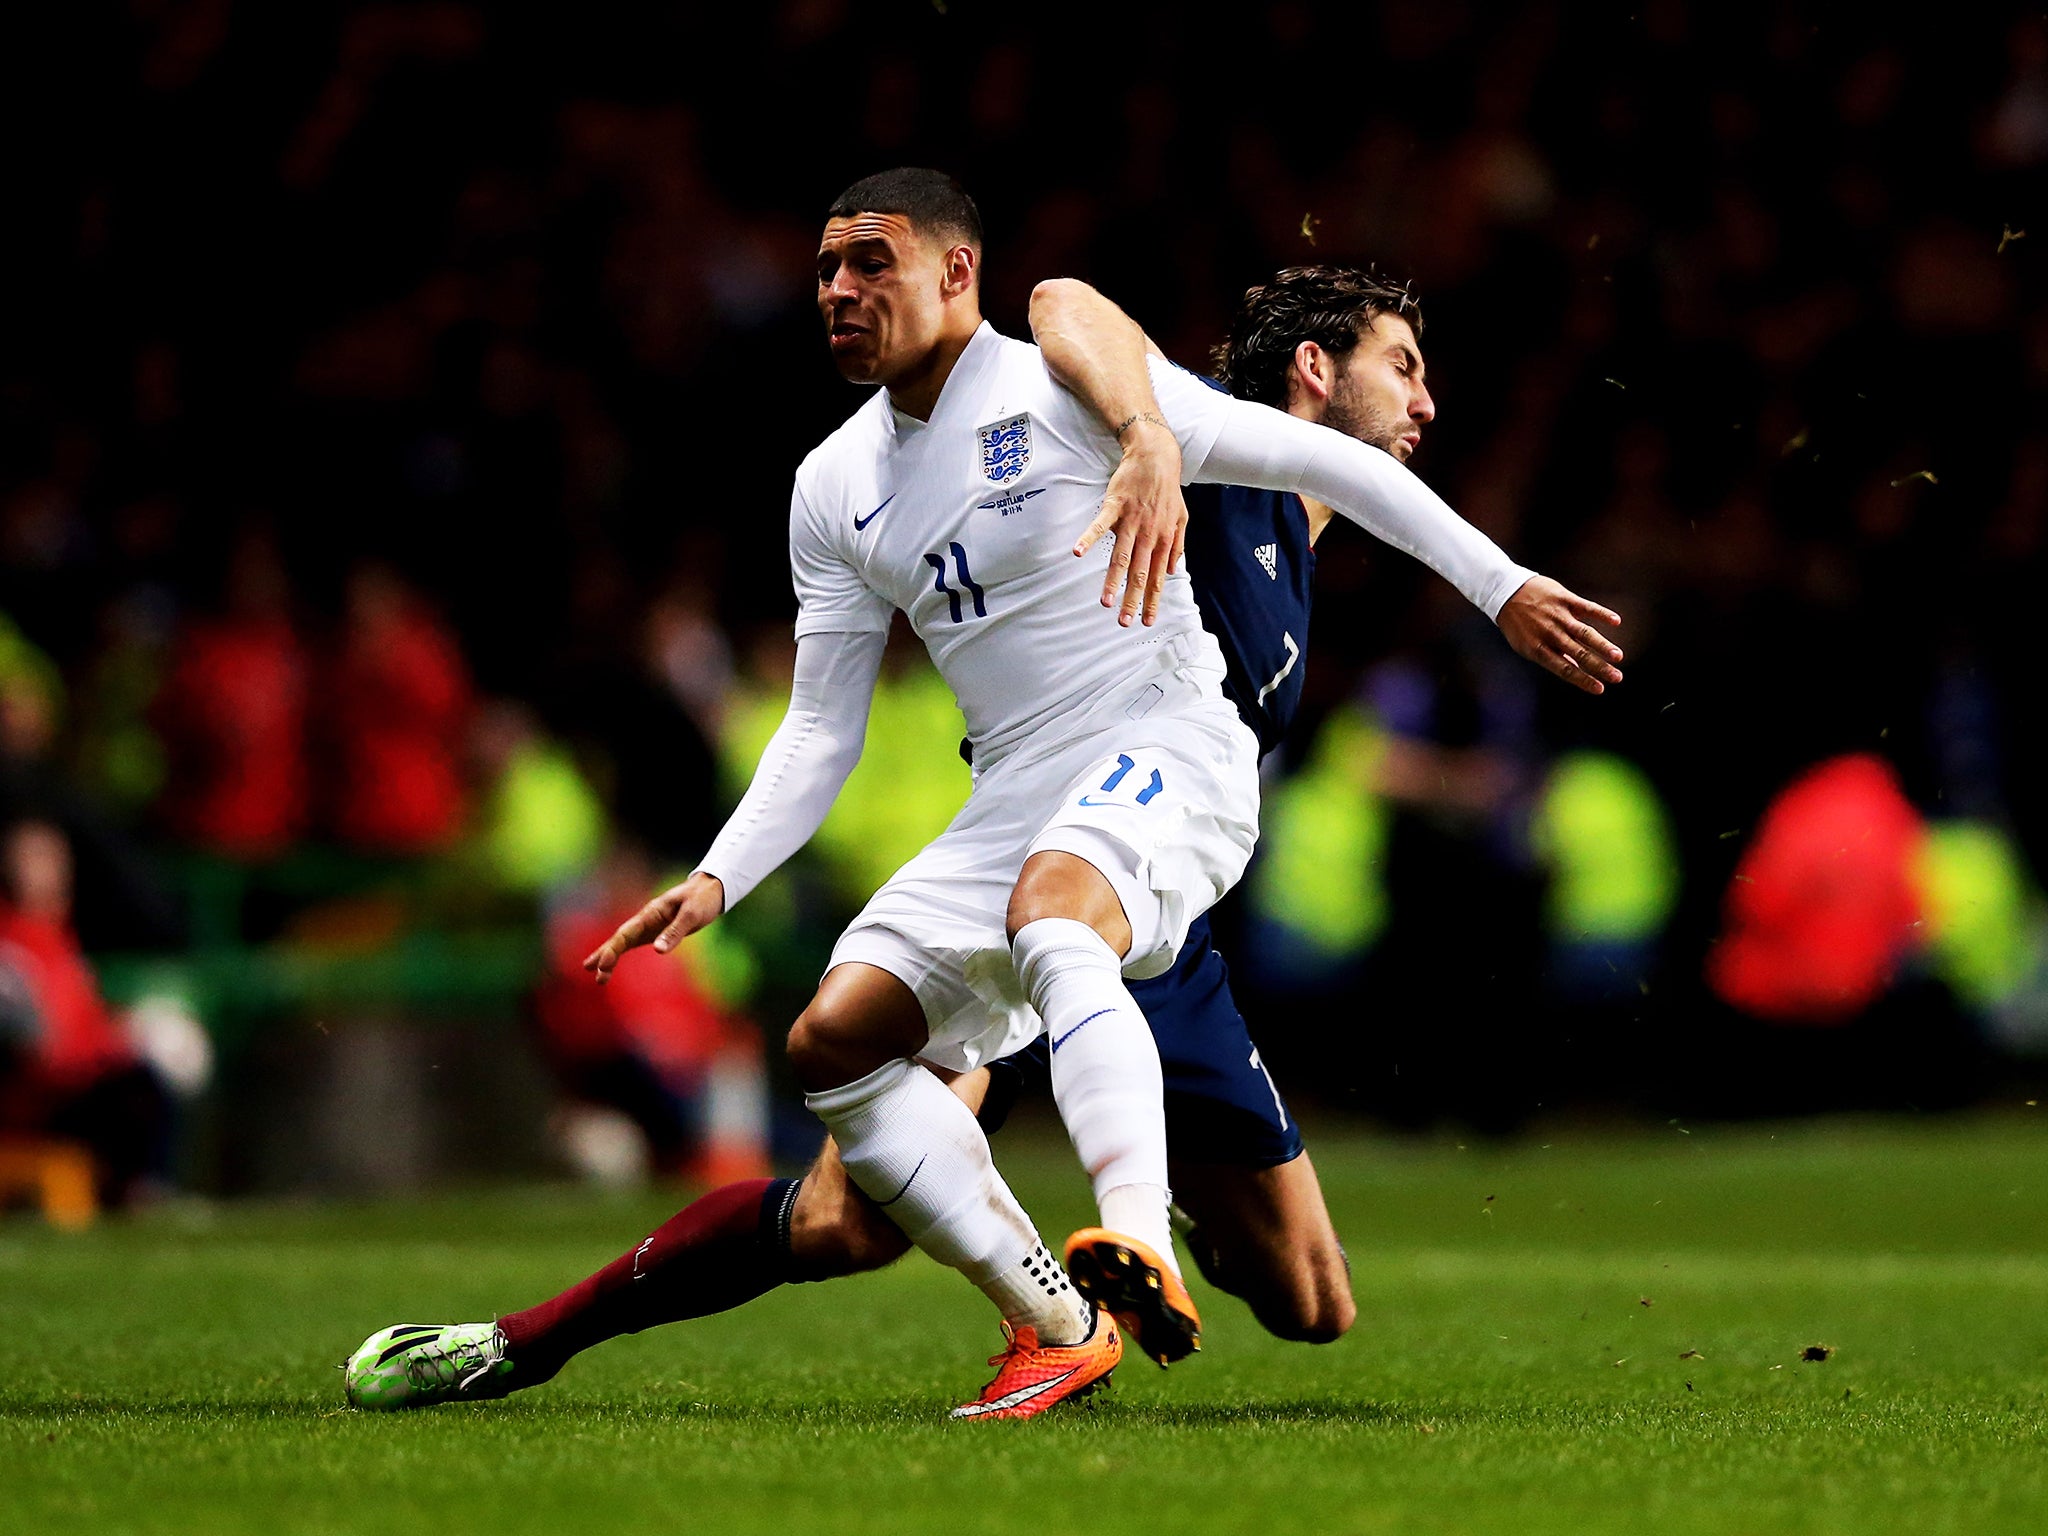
[{"xmin": 924, "ymin": 542, "xmax": 988, "ymax": 624}]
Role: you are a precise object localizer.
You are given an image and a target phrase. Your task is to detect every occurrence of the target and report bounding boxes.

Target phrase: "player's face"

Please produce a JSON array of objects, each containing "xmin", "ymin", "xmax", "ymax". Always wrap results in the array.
[
  {"xmin": 1325, "ymin": 314, "xmax": 1435, "ymax": 462},
  {"xmin": 816, "ymin": 213, "xmax": 952, "ymax": 386}
]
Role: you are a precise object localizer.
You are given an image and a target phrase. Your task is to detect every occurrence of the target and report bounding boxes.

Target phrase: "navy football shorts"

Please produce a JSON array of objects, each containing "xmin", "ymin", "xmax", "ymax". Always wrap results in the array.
[{"xmin": 976, "ymin": 914, "xmax": 1304, "ymax": 1169}]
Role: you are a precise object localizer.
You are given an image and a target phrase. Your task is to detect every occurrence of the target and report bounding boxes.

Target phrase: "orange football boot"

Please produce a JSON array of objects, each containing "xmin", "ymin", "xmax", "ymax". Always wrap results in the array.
[
  {"xmin": 949, "ymin": 1305, "xmax": 1121, "ymax": 1421},
  {"xmin": 1063, "ymin": 1227, "xmax": 1201, "ymax": 1367}
]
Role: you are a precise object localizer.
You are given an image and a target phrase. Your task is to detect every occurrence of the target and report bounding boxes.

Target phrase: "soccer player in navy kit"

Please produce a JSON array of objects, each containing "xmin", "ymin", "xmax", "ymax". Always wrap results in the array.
[
  {"xmin": 1011, "ymin": 265, "xmax": 1443, "ymax": 1343},
  {"xmin": 343, "ymin": 257, "xmax": 1623, "ymax": 1412},
  {"xmin": 1000, "ymin": 263, "xmax": 1618, "ymax": 1342}
]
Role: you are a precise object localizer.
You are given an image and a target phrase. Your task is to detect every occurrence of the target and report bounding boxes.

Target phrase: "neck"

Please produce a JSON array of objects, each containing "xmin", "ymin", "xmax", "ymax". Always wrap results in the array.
[
  {"xmin": 1286, "ymin": 399, "xmax": 1339, "ymax": 544},
  {"xmin": 1296, "ymin": 493, "xmax": 1337, "ymax": 545},
  {"xmin": 886, "ymin": 313, "xmax": 981, "ymax": 421}
]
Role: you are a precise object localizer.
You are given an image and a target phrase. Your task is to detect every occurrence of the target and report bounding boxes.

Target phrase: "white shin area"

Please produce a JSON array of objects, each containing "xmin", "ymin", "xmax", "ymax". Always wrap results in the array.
[
  {"xmin": 802, "ymin": 1057, "xmax": 1090, "ymax": 1342},
  {"xmin": 1011, "ymin": 916, "xmax": 1180, "ymax": 1273}
]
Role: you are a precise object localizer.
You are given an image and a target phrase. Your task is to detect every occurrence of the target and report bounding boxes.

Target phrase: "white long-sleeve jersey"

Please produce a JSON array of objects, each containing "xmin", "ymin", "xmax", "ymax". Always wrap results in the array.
[{"xmin": 697, "ymin": 323, "xmax": 1531, "ymax": 907}]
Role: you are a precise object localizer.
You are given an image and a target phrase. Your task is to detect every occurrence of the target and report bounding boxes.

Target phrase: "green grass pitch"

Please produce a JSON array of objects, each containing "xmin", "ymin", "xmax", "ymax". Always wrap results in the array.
[{"xmin": 4, "ymin": 1112, "xmax": 2048, "ymax": 1535}]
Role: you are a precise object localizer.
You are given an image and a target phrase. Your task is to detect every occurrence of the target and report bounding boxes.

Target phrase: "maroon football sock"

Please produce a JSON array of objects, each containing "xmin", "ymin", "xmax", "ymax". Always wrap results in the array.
[{"xmin": 497, "ymin": 1176, "xmax": 801, "ymax": 1382}]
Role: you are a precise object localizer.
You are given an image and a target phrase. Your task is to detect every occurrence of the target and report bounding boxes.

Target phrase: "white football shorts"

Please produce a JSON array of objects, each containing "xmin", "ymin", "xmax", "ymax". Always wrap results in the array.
[{"xmin": 829, "ymin": 630, "xmax": 1261, "ymax": 1073}]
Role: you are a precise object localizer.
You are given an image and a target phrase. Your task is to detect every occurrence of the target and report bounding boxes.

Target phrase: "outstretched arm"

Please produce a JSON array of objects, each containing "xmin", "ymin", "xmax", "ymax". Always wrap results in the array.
[
  {"xmin": 583, "ymin": 627, "xmax": 886, "ymax": 979},
  {"xmin": 1029, "ymin": 278, "xmax": 1186, "ymax": 629},
  {"xmin": 1181, "ymin": 380, "xmax": 1623, "ymax": 694}
]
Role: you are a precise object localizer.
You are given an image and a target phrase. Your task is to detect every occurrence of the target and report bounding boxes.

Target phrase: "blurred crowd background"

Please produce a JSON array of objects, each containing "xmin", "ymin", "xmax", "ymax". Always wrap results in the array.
[{"xmin": 3, "ymin": 0, "xmax": 2046, "ymax": 1211}]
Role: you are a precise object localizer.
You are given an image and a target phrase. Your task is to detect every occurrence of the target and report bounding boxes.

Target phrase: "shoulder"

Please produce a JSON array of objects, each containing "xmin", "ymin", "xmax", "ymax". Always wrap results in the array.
[
  {"xmin": 1146, "ymin": 354, "xmax": 1228, "ymax": 400},
  {"xmin": 796, "ymin": 392, "xmax": 892, "ymax": 506},
  {"xmin": 988, "ymin": 333, "xmax": 1067, "ymax": 410}
]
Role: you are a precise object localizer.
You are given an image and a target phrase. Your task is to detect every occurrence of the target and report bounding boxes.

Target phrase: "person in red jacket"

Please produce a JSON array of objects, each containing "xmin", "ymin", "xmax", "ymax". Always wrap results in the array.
[
  {"xmin": 0, "ymin": 818, "xmax": 172, "ymax": 1207},
  {"xmin": 530, "ymin": 841, "xmax": 740, "ymax": 1179},
  {"xmin": 1708, "ymin": 753, "xmax": 1925, "ymax": 1025},
  {"xmin": 324, "ymin": 561, "xmax": 475, "ymax": 853},
  {"xmin": 151, "ymin": 528, "xmax": 310, "ymax": 858},
  {"xmin": 1699, "ymin": 752, "xmax": 1985, "ymax": 1112}
]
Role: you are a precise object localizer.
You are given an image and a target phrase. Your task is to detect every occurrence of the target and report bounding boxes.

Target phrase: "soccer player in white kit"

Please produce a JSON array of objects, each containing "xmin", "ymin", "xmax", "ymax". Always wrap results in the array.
[{"xmin": 581, "ymin": 169, "xmax": 1622, "ymax": 1419}]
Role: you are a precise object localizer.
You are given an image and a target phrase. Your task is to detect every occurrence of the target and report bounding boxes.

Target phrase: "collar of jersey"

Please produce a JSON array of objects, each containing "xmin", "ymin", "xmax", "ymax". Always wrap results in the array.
[{"xmin": 886, "ymin": 321, "xmax": 1003, "ymax": 441}]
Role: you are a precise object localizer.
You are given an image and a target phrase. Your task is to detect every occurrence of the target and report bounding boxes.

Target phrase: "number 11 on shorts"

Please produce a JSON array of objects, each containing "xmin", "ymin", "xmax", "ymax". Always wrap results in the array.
[{"xmin": 1078, "ymin": 752, "xmax": 1164, "ymax": 808}]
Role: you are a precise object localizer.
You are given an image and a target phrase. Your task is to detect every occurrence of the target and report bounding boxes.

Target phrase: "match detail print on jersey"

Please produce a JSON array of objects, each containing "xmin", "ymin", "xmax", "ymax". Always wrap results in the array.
[{"xmin": 1077, "ymin": 752, "xmax": 1165, "ymax": 808}]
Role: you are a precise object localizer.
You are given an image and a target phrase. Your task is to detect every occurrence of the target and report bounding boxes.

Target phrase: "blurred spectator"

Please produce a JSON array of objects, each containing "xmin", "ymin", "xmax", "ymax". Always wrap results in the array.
[
  {"xmin": 3, "ymin": 613, "xmax": 184, "ymax": 950},
  {"xmin": 1918, "ymin": 818, "xmax": 2044, "ymax": 1034},
  {"xmin": 0, "ymin": 614, "xmax": 65, "ymax": 773},
  {"xmin": 1707, "ymin": 754, "xmax": 1923, "ymax": 1026},
  {"xmin": 1344, "ymin": 623, "xmax": 1549, "ymax": 1132},
  {"xmin": 67, "ymin": 593, "xmax": 172, "ymax": 826},
  {"xmin": 1528, "ymin": 747, "xmax": 1679, "ymax": 1108},
  {"xmin": 543, "ymin": 558, "xmax": 725, "ymax": 866},
  {"xmin": 324, "ymin": 561, "xmax": 474, "ymax": 853},
  {"xmin": 468, "ymin": 696, "xmax": 608, "ymax": 895},
  {"xmin": 1533, "ymin": 750, "xmax": 1678, "ymax": 1000},
  {"xmin": 531, "ymin": 840, "xmax": 766, "ymax": 1183},
  {"xmin": 0, "ymin": 819, "xmax": 175, "ymax": 1208},
  {"xmin": 1242, "ymin": 702, "xmax": 1390, "ymax": 1005},
  {"xmin": 152, "ymin": 527, "xmax": 310, "ymax": 860},
  {"xmin": 642, "ymin": 575, "xmax": 737, "ymax": 741},
  {"xmin": 1691, "ymin": 753, "xmax": 1987, "ymax": 1113},
  {"xmin": 718, "ymin": 623, "xmax": 970, "ymax": 911}
]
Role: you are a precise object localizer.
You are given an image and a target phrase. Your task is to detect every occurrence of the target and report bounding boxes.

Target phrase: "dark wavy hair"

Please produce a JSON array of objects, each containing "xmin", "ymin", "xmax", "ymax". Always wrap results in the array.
[
  {"xmin": 1212, "ymin": 265, "xmax": 1425, "ymax": 407},
  {"xmin": 827, "ymin": 167, "xmax": 983, "ymax": 253}
]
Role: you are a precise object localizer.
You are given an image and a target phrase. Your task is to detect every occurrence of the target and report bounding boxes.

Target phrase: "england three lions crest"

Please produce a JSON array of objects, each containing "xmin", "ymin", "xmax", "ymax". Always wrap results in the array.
[{"xmin": 978, "ymin": 413, "xmax": 1031, "ymax": 484}]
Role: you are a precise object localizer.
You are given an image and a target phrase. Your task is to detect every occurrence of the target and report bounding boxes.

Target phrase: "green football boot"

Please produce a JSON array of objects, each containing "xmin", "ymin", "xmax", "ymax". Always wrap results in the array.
[{"xmin": 342, "ymin": 1322, "xmax": 517, "ymax": 1410}]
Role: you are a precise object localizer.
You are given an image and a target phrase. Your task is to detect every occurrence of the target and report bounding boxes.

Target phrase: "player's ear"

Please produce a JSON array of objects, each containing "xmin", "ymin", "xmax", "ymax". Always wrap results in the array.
[
  {"xmin": 942, "ymin": 243, "xmax": 978, "ymax": 299},
  {"xmin": 1292, "ymin": 341, "xmax": 1334, "ymax": 403}
]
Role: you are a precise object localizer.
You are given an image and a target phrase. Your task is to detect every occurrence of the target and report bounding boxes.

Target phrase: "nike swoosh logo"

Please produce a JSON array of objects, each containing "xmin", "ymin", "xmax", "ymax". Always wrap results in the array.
[
  {"xmin": 1052, "ymin": 1008, "xmax": 1116, "ymax": 1052},
  {"xmin": 1075, "ymin": 796, "xmax": 1117, "ymax": 807},
  {"xmin": 854, "ymin": 495, "xmax": 895, "ymax": 530},
  {"xmin": 874, "ymin": 1153, "xmax": 927, "ymax": 1207},
  {"xmin": 949, "ymin": 1364, "xmax": 1081, "ymax": 1418}
]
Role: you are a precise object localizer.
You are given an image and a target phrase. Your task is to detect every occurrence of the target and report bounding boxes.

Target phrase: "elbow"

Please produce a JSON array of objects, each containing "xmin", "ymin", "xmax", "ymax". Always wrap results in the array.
[{"xmin": 1028, "ymin": 277, "xmax": 1094, "ymax": 339}]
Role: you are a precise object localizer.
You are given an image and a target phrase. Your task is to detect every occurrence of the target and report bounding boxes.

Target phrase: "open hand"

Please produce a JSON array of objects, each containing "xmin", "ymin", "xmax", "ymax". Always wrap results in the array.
[
  {"xmin": 1072, "ymin": 419, "xmax": 1186, "ymax": 628},
  {"xmin": 1496, "ymin": 575, "xmax": 1624, "ymax": 695},
  {"xmin": 582, "ymin": 872, "xmax": 725, "ymax": 984}
]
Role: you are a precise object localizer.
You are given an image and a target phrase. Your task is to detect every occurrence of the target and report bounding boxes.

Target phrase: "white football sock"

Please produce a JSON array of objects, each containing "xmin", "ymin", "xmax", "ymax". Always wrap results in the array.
[
  {"xmin": 1012, "ymin": 916, "xmax": 1181, "ymax": 1275},
  {"xmin": 977, "ymin": 1240, "xmax": 1094, "ymax": 1346},
  {"xmin": 804, "ymin": 1059, "xmax": 1092, "ymax": 1344},
  {"xmin": 1099, "ymin": 1183, "xmax": 1176, "ymax": 1261}
]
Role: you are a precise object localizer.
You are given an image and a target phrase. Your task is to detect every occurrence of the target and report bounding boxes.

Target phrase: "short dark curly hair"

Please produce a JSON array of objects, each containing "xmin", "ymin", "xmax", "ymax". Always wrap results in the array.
[
  {"xmin": 1212, "ymin": 265, "xmax": 1425, "ymax": 408},
  {"xmin": 826, "ymin": 167, "xmax": 983, "ymax": 254}
]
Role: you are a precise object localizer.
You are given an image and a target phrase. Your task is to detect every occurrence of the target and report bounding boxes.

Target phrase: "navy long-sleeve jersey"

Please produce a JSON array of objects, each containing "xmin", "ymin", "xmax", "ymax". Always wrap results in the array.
[
  {"xmin": 1180, "ymin": 373, "xmax": 1316, "ymax": 756},
  {"xmin": 1181, "ymin": 477, "xmax": 1315, "ymax": 757}
]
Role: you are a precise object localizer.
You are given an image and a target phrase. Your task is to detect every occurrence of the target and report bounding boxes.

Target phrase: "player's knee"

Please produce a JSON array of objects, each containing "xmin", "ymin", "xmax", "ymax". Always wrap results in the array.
[
  {"xmin": 1269, "ymin": 1277, "xmax": 1351, "ymax": 1343},
  {"xmin": 1003, "ymin": 863, "xmax": 1062, "ymax": 942},
  {"xmin": 1005, "ymin": 852, "xmax": 1127, "ymax": 949},
  {"xmin": 1257, "ymin": 1262, "xmax": 1356, "ymax": 1344},
  {"xmin": 786, "ymin": 1004, "xmax": 873, "ymax": 1092},
  {"xmin": 788, "ymin": 969, "xmax": 929, "ymax": 1092},
  {"xmin": 1282, "ymin": 1290, "xmax": 1356, "ymax": 1345}
]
